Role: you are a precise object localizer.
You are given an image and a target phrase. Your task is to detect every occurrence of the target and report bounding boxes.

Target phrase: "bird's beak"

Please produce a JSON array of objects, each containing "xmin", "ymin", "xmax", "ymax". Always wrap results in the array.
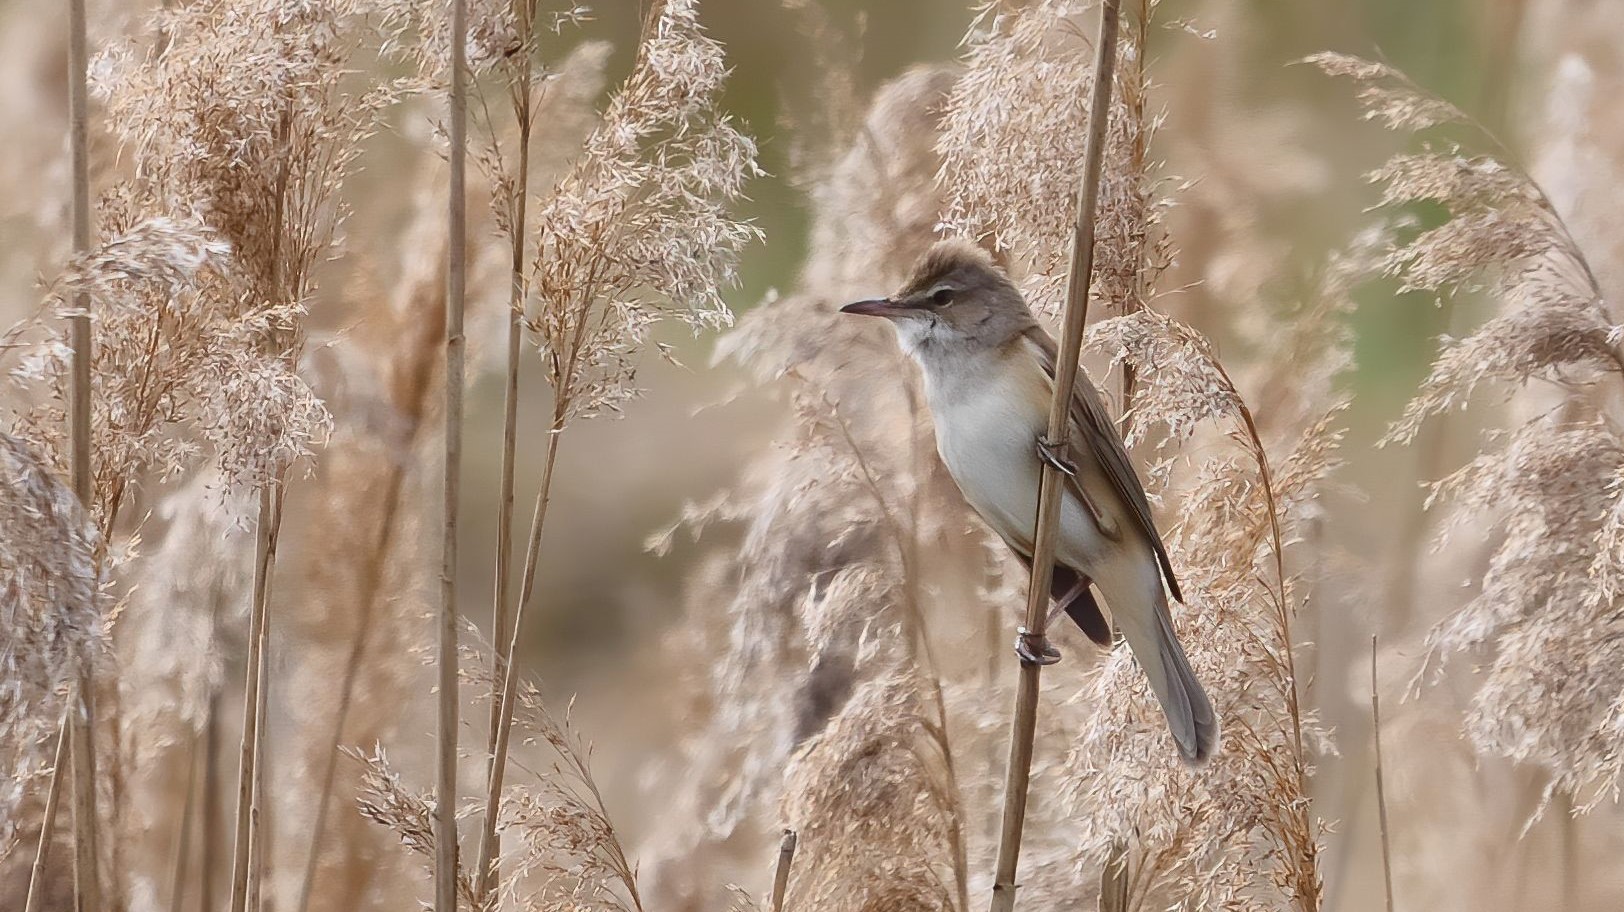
[{"xmin": 840, "ymin": 298, "xmax": 913, "ymax": 319}]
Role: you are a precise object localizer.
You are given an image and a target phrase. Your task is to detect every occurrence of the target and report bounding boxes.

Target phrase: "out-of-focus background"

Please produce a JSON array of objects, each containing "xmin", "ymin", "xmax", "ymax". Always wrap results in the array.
[{"xmin": 5, "ymin": 0, "xmax": 1623, "ymax": 911}]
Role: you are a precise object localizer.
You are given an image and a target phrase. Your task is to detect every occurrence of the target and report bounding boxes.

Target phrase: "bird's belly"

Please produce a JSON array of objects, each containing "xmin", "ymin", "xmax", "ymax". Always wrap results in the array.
[{"xmin": 934, "ymin": 391, "xmax": 1103, "ymax": 561}]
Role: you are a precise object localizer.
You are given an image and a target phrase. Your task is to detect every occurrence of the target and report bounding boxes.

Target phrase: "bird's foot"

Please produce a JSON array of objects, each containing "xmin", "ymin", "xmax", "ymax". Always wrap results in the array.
[
  {"xmin": 1015, "ymin": 627, "xmax": 1061, "ymax": 667},
  {"xmin": 1035, "ymin": 436, "xmax": 1078, "ymax": 477}
]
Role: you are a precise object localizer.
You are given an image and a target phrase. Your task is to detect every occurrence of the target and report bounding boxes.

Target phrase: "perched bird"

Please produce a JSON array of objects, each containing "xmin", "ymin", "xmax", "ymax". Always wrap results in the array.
[{"xmin": 840, "ymin": 239, "xmax": 1217, "ymax": 764}]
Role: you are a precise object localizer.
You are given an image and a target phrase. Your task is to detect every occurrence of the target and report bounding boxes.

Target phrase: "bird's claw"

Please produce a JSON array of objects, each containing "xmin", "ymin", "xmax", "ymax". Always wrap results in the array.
[
  {"xmin": 1015, "ymin": 627, "xmax": 1062, "ymax": 667},
  {"xmin": 1035, "ymin": 436, "xmax": 1078, "ymax": 477}
]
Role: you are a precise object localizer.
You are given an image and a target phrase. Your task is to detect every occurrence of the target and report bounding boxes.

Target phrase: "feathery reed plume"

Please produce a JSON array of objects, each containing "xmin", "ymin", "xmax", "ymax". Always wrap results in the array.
[
  {"xmin": 641, "ymin": 66, "xmax": 968, "ymax": 909},
  {"xmin": 356, "ymin": 636, "xmax": 645, "ymax": 910},
  {"xmin": 0, "ymin": 432, "xmax": 104, "ymax": 727},
  {"xmin": 780, "ymin": 667, "xmax": 961, "ymax": 912},
  {"xmin": 349, "ymin": 745, "xmax": 481, "ymax": 908},
  {"xmin": 59, "ymin": 0, "xmax": 395, "ymax": 519},
  {"xmin": 475, "ymin": 0, "xmax": 762, "ymax": 898},
  {"xmin": 478, "ymin": 675, "xmax": 645, "ymax": 911},
  {"xmin": 0, "ymin": 430, "xmax": 105, "ymax": 885},
  {"xmin": 1315, "ymin": 51, "xmax": 1624, "ymax": 809},
  {"xmin": 1061, "ymin": 302, "xmax": 1339, "ymax": 912},
  {"xmin": 940, "ymin": 0, "xmax": 1167, "ymax": 318}
]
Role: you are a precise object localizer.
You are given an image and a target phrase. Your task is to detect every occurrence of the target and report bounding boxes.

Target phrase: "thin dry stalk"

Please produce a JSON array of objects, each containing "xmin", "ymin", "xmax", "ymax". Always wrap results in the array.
[
  {"xmin": 489, "ymin": 0, "xmax": 538, "ymax": 753},
  {"xmin": 484, "ymin": 2, "xmax": 539, "ymax": 891},
  {"xmin": 770, "ymin": 828, "xmax": 797, "ymax": 912},
  {"xmin": 67, "ymin": 1, "xmax": 101, "ymax": 909},
  {"xmin": 168, "ymin": 732, "xmax": 201, "ymax": 912},
  {"xmin": 988, "ymin": 2, "xmax": 1121, "ymax": 910},
  {"xmin": 229, "ymin": 481, "xmax": 284, "ymax": 912},
  {"xmin": 202, "ymin": 685, "xmax": 221, "ymax": 912},
  {"xmin": 23, "ymin": 709, "xmax": 71, "ymax": 912},
  {"xmin": 1371, "ymin": 637, "xmax": 1395, "ymax": 912},
  {"xmin": 473, "ymin": 428, "xmax": 562, "ymax": 900},
  {"xmin": 437, "ymin": 0, "xmax": 470, "ymax": 908},
  {"xmin": 247, "ymin": 488, "xmax": 282, "ymax": 912}
]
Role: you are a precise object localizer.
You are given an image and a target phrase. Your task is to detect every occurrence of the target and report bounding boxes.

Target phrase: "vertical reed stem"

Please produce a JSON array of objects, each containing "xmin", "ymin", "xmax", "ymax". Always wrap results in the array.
[
  {"xmin": 23, "ymin": 708, "xmax": 71, "ymax": 912},
  {"xmin": 770, "ymin": 828, "xmax": 797, "ymax": 912},
  {"xmin": 1371, "ymin": 636, "xmax": 1395, "ymax": 912},
  {"xmin": 988, "ymin": 2, "xmax": 1120, "ymax": 909},
  {"xmin": 202, "ymin": 608, "xmax": 223, "ymax": 912},
  {"xmin": 247, "ymin": 558, "xmax": 275, "ymax": 912},
  {"xmin": 229, "ymin": 481, "xmax": 283, "ymax": 912},
  {"xmin": 484, "ymin": 2, "xmax": 539, "ymax": 893},
  {"xmin": 473, "ymin": 428, "xmax": 563, "ymax": 900},
  {"xmin": 491, "ymin": 0, "xmax": 537, "ymax": 746},
  {"xmin": 437, "ymin": 0, "xmax": 469, "ymax": 907},
  {"xmin": 67, "ymin": 1, "xmax": 102, "ymax": 908}
]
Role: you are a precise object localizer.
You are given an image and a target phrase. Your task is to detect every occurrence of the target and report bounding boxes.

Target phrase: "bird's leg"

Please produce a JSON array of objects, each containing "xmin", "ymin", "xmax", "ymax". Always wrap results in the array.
[
  {"xmin": 1035, "ymin": 435, "xmax": 1078, "ymax": 477},
  {"xmin": 1046, "ymin": 575, "xmax": 1090, "ymax": 628},
  {"xmin": 1035, "ymin": 434, "xmax": 1120, "ymax": 539},
  {"xmin": 1015, "ymin": 626, "xmax": 1061, "ymax": 666}
]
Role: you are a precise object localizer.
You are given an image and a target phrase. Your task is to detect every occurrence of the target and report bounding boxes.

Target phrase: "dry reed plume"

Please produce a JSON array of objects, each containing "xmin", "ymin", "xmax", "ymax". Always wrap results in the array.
[{"xmin": 1317, "ymin": 51, "xmax": 1624, "ymax": 811}]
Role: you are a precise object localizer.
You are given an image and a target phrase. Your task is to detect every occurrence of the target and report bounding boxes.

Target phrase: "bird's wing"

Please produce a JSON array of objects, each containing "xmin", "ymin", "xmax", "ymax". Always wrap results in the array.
[{"xmin": 1020, "ymin": 326, "xmax": 1183, "ymax": 602}]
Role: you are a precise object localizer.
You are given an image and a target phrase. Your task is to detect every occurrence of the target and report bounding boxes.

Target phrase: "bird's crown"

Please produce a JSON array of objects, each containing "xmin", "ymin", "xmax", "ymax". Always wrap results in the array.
[{"xmin": 897, "ymin": 238, "xmax": 1001, "ymax": 297}]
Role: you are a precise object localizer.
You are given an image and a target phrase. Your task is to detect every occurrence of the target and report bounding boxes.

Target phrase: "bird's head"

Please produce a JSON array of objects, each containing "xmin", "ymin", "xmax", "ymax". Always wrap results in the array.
[{"xmin": 840, "ymin": 239, "xmax": 1036, "ymax": 357}]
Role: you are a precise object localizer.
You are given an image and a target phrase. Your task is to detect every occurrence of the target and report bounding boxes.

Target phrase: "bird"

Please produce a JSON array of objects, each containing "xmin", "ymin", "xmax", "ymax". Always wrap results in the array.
[{"xmin": 839, "ymin": 238, "xmax": 1217, "ymax": 764}]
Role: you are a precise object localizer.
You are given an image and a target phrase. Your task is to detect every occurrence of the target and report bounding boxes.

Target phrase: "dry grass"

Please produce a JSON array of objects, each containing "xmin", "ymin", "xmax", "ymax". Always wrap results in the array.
[
  {"xmin": 6, "ymin": 2, "xmax": 1624, "ymax": 912},
  {"xmin": 1315, "ymin": 50, "xmax": 1624, "ymax": 811}
]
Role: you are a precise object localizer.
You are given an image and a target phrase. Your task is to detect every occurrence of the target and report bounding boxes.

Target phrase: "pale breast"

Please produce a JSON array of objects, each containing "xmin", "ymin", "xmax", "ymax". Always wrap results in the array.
[
  {"xmin": 923, "ymin": 347, "xmax": 1110, "ymax": 564},
  {"xmin": 925, "ymin": 353, "xmax": 1050, "ymax": 550}
]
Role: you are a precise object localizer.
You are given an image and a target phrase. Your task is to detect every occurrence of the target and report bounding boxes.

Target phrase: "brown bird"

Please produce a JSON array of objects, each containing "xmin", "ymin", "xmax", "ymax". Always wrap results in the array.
[{"xmin": 840, "ymin": 239, "xmax": 1217, "ymax": 764}]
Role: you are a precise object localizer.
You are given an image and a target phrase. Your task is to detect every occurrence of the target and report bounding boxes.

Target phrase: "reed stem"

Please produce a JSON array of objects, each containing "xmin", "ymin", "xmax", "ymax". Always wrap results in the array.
[
  {"xmin": 436, "ymin": 0, "xmax": 469, "ymax": 907},
  {"xmin": 229, "ymin": 481, "xmax": 284, "ymax": 912},
  {"xmin": 473, "ymin": 428, "xmax": 563, "ymax": 900},
  {"xmin": 988, "ymin": 3, "xmax": 1121, "ymax": 909},
  {"xmin": 67, "ymin": 1, "xmax": 102, "ymax": 908},
  {"xmin": 770, "ymin": 828, "xmax": 798, "ymax": 912},
  {"xmin": 483, "ymin": 3, "xmax": 540, "ymax": 894},
  {"xmin": 23, "ymin": 708, "xmax": 71, "ymax": 912},
  {"xmin": 491, "ymin": 0, "xmax": 537, "ymax": 750},
  {"xmin": 1371, "ymin": 636, "xmax": 1395, "ymax": 912}
]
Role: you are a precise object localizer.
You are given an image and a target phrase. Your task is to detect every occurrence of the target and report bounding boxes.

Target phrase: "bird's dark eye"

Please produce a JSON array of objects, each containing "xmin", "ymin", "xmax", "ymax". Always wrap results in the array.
[{"xmin": 931, "ymin": 287, "xmax": 955, "ymax": 307}]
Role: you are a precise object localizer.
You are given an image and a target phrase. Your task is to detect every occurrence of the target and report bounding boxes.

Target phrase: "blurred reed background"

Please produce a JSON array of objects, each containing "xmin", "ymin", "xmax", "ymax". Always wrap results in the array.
[{"xmin": 3, "ymin": 0, "xmax": 1623, "ymax": 910}]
